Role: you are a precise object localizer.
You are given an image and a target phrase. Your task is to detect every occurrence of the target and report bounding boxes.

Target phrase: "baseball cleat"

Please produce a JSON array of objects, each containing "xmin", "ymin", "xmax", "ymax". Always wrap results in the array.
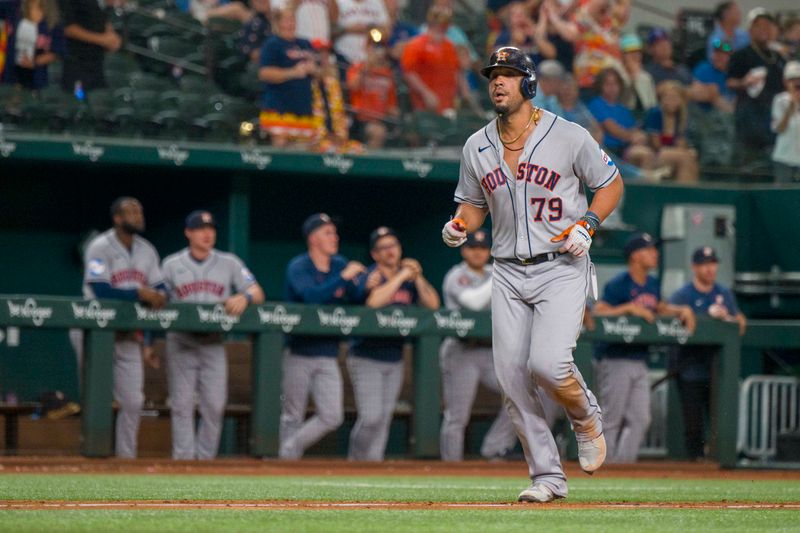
[
  {"xmin": 578, "ymin": 433, "xmax": 606, "ymax": 474},
  {"xmin": 517, "ymin": 483, "xmax": 557, "ymax": 503}
]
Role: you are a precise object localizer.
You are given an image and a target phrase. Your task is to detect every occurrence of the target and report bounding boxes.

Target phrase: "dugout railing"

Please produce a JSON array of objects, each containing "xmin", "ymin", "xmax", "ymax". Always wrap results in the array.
[{"xmin": 0, "ymin": 295, "xmax": 751, "ymax": 466}]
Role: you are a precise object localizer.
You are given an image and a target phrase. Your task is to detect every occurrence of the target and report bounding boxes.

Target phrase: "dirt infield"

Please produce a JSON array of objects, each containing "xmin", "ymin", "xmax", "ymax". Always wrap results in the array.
[
  {"xmin": 1, "ymin": 456, "xmax": 799, "ymax": 480},
  {"xmin": 2, "ymin": 500, "xmax": 800, "ymax": 511}
]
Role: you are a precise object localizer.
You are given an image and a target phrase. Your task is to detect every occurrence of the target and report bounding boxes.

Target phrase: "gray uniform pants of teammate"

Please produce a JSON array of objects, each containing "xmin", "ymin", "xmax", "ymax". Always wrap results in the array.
[
  {"xmin": 595, "ymin": 358, "xmax": 651, "ymax": 463},
  {"xmin": 492, "ymin": 255, "xmax": 603, "ymax": 498},
  {"xmin": 70, "ymin": 332, "xmax": 144, "ymax": 458},
  {"xmin": 439, "ymin": 338, "xmax": 517, "ymax": 461},
  {"xmin": 166, "ymin": 332, "xmax": 227, "ymax": 460},
  {"xmin": 347, "ymin": 355, "xmax": 404, "ymax": 461},
  {"xmin": 114, "ymin": 339, "xmax": 145, "ymax": 459},
  {"xmin": 279, "ymin": 352, "xmax": 344, "ymax": 459}
]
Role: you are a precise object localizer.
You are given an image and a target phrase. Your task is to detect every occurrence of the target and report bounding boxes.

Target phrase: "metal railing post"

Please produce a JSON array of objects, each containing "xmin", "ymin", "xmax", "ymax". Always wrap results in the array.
[
  {"xmin": 412, "ymin": 334, "xmax": 442, "ymax": 458},
  {"xmin": 249, "ymin": 330, "xmax": 284, "ymax": 457},
  {"xmin": 80, "ymin": 329, "xmax": 115, "ymax": 457}
]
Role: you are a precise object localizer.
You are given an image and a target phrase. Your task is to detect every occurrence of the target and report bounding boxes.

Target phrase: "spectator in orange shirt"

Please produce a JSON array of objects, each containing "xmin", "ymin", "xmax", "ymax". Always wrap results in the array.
[
  {"xmin": 346, "ymin": 32, "xmax": 399, "ymax": 149},
  {"xmin": 400, "ymin": 5, "xmax": 475, "ymax": 116}
]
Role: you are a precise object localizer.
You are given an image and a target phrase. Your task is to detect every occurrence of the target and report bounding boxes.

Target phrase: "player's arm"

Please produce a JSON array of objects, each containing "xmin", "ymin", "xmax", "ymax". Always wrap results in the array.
[
  {"xmin": 656, "ymin": 301, "xmax": 696, "ymax": 333},
  {"xmin": 592, "ymin": 300, "xmax": 652, "ymax": 320},
  {"xmin": 454, "ymin": 203, "xmax": 489, "ymax": 232},
  {"xmin": 365, "ymin": 269, "xmax": 414, "ymax": 308},
  {"xmin": 586, "ymin": 173, "xmax": 623, "ymax": 222}
]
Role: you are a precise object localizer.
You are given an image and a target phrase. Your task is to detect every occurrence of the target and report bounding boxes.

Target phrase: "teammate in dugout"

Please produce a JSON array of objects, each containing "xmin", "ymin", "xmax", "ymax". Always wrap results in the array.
[
  {"xmin": 348, "ymin": 227, "xmax": 440, "ymax": 461},
  {"xmin": 592, "ymin": 233, "xmax": 695, "ymax": 464},
  {"xmin": 668, "ymin": 246, "xmax": 746, "ymax": 461},
  {"xmin": 80, "ymin": 197, "xmax": 168, "ymax": 458},
  {"xmin": 279, "ymin": 213, "xmax": 366, "ymax": 459},
  {"xmin": 160, "ymin": 211, "xmax": 265, "ymax": 460},
  {"xmin": 439, "ymin": 228, "xmax": 518, "ymax": 461},
  {"xmin": 441, "ymin": 46, "xmax": 624, "ymax": 503}
]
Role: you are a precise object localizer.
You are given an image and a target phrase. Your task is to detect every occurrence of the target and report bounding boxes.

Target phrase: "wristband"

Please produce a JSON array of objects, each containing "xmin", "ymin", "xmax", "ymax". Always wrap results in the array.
[
  {"xmin": 579, "ymin": 211, "xmax": 601, "ymax": 234},
  {"xmin": 244, "ymin": 292, "xmax": 253, "ymax": 305}
]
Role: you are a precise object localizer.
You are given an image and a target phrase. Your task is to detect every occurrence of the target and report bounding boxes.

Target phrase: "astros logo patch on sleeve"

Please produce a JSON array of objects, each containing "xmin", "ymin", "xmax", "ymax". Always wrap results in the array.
[
  {"xmin": 88, "ymin": 258, "xmax": 106, "ymax": 277},
  {"xmin": 600, "ymin": 149, "xmax": 615, "ymax": 167},
  {"xmin": 242, "ymin": 267, "xmax": 255, "ymax": 283}
]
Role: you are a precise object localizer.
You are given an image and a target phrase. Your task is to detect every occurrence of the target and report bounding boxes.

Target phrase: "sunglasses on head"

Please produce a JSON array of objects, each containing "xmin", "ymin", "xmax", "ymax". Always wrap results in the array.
[{"xmin": 712, "ymin": 39, "xmax": 733, "ymax": 53}]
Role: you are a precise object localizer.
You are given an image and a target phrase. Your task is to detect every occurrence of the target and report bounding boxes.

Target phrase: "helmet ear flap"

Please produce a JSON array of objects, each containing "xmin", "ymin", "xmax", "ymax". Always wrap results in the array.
[{"xmin": 521, "ymin": 72, "xmax": 537, "ymax": 100}]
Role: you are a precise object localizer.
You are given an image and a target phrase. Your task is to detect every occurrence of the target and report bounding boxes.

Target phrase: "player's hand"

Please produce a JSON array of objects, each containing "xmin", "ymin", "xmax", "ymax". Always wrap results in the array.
[
  {"xmin": 364, "ymin": 269, "xmax": 383, "ymax": 290},
  {"xmin": 102, "ymin": 30, "xmax": 122, "ymax": 52},
  {"xmin": 677, "ymin": 306, "xmax": 696, "ymax": 334},
  {"xmin": 142, "ymin": 345, "xmax": 160, "ymax": 370},
  {"xmin": 551, "ymin": 222, "xmax": 592, "ymax": 257},
  {"xmin": 628, "ymin": 304, "xmax": 655, "ymax": 323},
  {"xmin": 138, "ymin": 287, "xmax": 167, "ymax": 309},
  {"xmin": 442, "ymin": 218, "xmax": 467, "ymax": 247},
  {"xmin": 224, "ymin": 294, "xmax": 249, "ymax": 316},
  {"xmin": 341, "ymin": 261, "xmax": 367, "ymax": 281},
  {"xmin": 398, "ymin": 266, "xmax": 416, "ymax": 282},
  {"xmin": 401, "ymin": 258, "xmax": 422, "ymax": 279}
]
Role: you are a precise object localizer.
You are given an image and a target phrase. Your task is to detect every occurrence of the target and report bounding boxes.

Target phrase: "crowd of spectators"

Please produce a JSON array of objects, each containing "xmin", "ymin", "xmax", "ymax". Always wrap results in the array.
[{"xmin": 1, "ymin": 0, "xmax": 799, "ymax": 180}]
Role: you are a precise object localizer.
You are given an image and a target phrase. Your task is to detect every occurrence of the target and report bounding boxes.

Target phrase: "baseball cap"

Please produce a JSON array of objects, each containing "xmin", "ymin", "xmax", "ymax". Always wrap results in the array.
[
  {"xmin": 465, "ymin": 229, "xmax": 492, "ymax": 248},
  {"xmin": 302, "ymin": 213, "xmax": 334, "ymax": 238},
  {"xmin": 784, "ymin": 61, "xmax": 800, "ymax": 80},
  {"xmin": 746, "ymin": 7, "xmax": 775, "ymax": 27},
  {"xmin": 692, "ymin": 246, "xmax": 719, "ymax": 264},
  {"xmin": 537, "ymin": 60, "xmax": 565, "ymax": 79},
  {"xmin": 369, "ymin": 226, "xmax": 399, "ymax": 249},
  {"xmin": 620, "ymin": 33, "xmax": 643, "ymax": 53},
  {"xmin": 647, "ymin": 27, "xmax": 670, "ymax": 45},
  {"xmin": 623, "ymin": 232, "xmax": 658, "ymax": 259},
  {"xmin": 711, "ymin": 38, "xmax": 734, "ymax": 53},
  {"xmin": 185, "ymin": 210, "xmax": 216, "ymax": 229}
]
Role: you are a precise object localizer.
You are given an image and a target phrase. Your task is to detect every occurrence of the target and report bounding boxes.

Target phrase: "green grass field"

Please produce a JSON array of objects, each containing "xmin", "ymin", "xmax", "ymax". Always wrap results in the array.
[{"xmin": 1, "ymin": 474, "xmax": 799, "ymax": 532}]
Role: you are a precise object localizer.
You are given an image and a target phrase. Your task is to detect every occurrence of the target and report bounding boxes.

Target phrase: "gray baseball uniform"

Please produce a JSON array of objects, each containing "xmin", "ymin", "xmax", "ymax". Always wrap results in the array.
[
  {"xmin": 439, "ymin": 261, "xmax": 517, "ymax": 461},
  {"xmin": 82, "ymin": 229, "xmax": 164, "ymax": 459},
  {"xmin": 161, "ymin": 248, "xmax": 257, "ymax": 460},
  {"xmin": 454, "ymin": 110, "xmax": 617, "ymax": 497}
]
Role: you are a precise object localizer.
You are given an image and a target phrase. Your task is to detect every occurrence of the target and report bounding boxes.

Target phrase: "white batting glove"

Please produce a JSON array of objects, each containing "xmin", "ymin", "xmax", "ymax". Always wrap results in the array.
[
  {"xmin": 559, "ymin": 223, "xmax": 592, "ymax": 257},
  {"xmin": 442, "ymin": 218, "xmax": 467, "ymax": 248}
]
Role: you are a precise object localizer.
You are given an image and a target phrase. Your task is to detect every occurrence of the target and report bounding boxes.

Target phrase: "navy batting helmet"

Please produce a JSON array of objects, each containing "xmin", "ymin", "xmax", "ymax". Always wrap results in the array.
[{"xmin": 481, "ymin": 47, "xmax": 537, "ymax": 100}]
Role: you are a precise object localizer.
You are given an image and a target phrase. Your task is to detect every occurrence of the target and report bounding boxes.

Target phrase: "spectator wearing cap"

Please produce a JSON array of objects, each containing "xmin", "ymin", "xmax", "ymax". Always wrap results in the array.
[
  {"xmin": 619, "ymin": 33, "xmax": 657, "ymax": 115},
  {"xmin": 706, "ymin": 1, "xmax": 749, "ymax": 61},
  {"xmin": 531, "ymin": 59, "xmax": 565, "ymax": 114},
  {"xmin": 558, "ymin": 73, "xmax": 603, "ymax": 143},
  {"xmin": 668, "ymin": 246, "xmax": 746, "ymax": 461},
  {"xmin": 258, "ymin": 8, "xmax": 321, "ymax": 147},
  {"xmin": 279, "ymin": 213, "xmax": 366, "ymax": 459},
  {"xmin": 401, "ymin": 5, "xmax": 476, "ymax": 116},
  {"xmin": 161, "ymin": 210, "xmax": 265, "ymax": 460},
  {"xmin": 644, "ymin": 28, "xmax": 691, "ymax": 87},
  {"xmin": 333, "ymin": 0, "xmax": 389, "ymax": 65},
  {"xmin": 346, "ymin": 32, "xmax": 399, "ymax": 149},
  {"xmin": 347, "ymin": 227, "xmax": 439, "ymax": 461},
  {"xmin": 691, "ymin": 39, "xmax": 736, "ymax": 113},
  {"xmin": 727, "ymin": 8, "xmax": 785, "ymax": 163},
  {"xmin": 643, "ymin": 81, "xmax": 699, "ymax": 182},
  {"xmin": 771, "ymin": 61, "xmax": 800, "ymax": 183},
  {"xmin": 439, "ymin": 228, "xmax": 518, "ymax": 461},
  {"xmin": 592, "ymin": 232, "xmax": 695, "ymax": 463}
]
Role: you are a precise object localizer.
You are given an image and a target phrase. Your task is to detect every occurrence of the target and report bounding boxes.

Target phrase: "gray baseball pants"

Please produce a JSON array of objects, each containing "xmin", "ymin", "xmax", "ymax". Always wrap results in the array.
[
  {"xmin": 279, "ymin": 352, "xmax": 344, "ymax": 459},
  {"xmin": 595, "ymin": 357, "xmax": 651, "ymax": 463},
  {"xmin": 166, "ymin": 332, "xmax": 227, "ymax": 460},
  {"xmin": 439, "ymin": 338, "xmax": 517, "ymax": 461},
  {"xmin": 491, "ymin": 255, "xmax": 603, "ymax": 498},
  {"xmin": 114, "ymin": 339, "xmax": 144, "ymax": 459},
  {"xmin": 346, "ymin": 355, "xmax": 404, "ymax": 461}
]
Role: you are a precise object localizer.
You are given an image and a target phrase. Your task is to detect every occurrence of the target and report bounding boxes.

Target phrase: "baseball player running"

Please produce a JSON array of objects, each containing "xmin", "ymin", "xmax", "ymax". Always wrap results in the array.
[
  {"xmin": 161, "ymin": 211, "xmax": 265, "ymax": 460},
  {"xmin": 442, "ymin": 47, "xmax": 624, "ymax": 502},
  {"xmin": 81, "ymin": 197, "xmax": 168, "ymax": 458},
  {"xmin": 280, "ymin": 213, "xmax": 366, "ymax": 459},
  {"xmin": 439, "ymin": 228, "xmax": 518, "ymax": 461}
]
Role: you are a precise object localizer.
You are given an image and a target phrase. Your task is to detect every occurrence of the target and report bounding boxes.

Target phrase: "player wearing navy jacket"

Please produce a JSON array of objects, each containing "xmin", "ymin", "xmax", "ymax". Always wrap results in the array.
[
  {"xmin": 669, "ymin": 246, "xmax": 746, "ymax": 460},
  {"xmin": 279, "ymin": 213, "xmax": 366, "ymax": 459},
  {"xmin": 593, "ymin": 233, "xmax": 695, "ymax": 463}
]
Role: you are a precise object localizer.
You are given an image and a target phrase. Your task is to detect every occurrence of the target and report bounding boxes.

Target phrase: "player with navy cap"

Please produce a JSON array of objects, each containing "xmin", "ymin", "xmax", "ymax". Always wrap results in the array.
[
  {"xmin": 668, "ymin": 245, "xmax": 746, "ymax": 460},
  {"xmin": 161, "ymin": 210, "xmax": 265, "ymax": 459},
  {"xmin": 279, "ymin": 213, "xmax": 366, "ymax": 459},
  {"xmin": 439, "ymin": 228, "xmax": 518, "ymax": 461},
  {"xmin": 593, "ymin": 232, "xmax": 695, "ymax": 464}
]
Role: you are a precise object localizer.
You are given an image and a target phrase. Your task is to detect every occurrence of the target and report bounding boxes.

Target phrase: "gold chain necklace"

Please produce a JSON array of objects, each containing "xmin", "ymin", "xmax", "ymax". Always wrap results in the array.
[
  {"xmin": 750, "ymin": 43, "xmax": 777, "ymax": 65},
  {"xmin": 498, "ymin": 108, "xmax": 540, "ymax": 150}
]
